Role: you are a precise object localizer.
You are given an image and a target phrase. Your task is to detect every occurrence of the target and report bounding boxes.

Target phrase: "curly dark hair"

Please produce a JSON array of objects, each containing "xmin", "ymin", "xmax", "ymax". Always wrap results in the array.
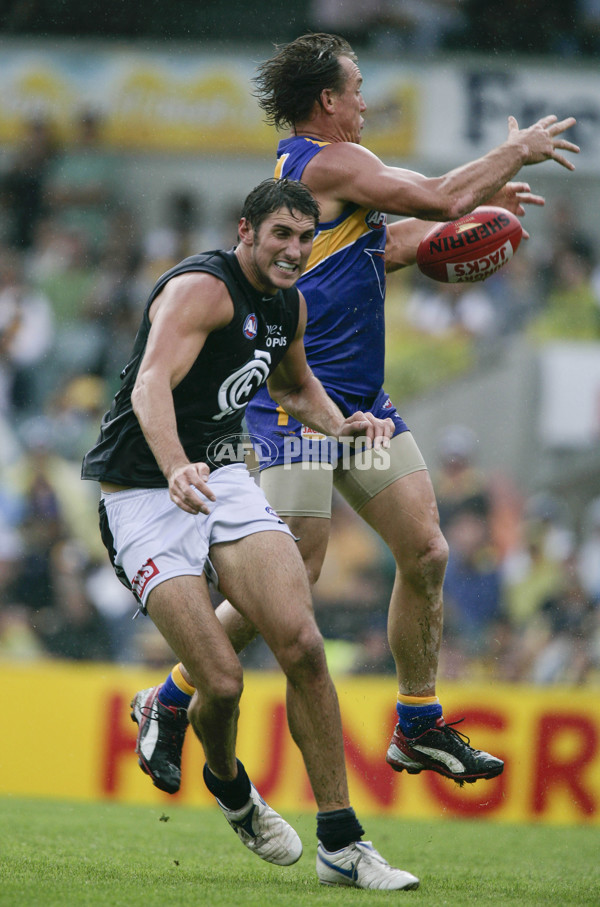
[
  {"xmin": 240, "ymin": 178, "xmax": 320, "ymax": 231},
  {"xmin": 253, "ymin": 33, "xmax": 357, "ymax": 131}
]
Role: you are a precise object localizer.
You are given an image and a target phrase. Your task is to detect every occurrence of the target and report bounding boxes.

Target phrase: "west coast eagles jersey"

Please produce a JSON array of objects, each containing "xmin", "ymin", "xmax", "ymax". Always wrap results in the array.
[
  {"xmin": 81, "ymin": 250, "xmax": 300, "ymax": 487},
  {"xmin": 273, "ymin": 135, "xmax": 387, "ymax": 396}
]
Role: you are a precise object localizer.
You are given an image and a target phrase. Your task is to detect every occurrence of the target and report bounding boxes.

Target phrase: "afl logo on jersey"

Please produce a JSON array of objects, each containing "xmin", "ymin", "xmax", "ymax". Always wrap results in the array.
[
  {"xmin": 366, "ymin": 210, "xmax": 386, "ymax": 230},
  {"xmin": 243, "ymin": 313, "xmax": 258, "ymax": 338}
]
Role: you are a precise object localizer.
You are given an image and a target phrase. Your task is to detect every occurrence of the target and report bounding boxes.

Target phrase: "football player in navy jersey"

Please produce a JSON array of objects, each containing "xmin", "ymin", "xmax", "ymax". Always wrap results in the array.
[
  {"xmin": 137, "ymin": 34, "xmax": 579, "ymax": 803},
  {"xmin": 132, "ymin": 49, "xmax": 583, "ymax": 892},
  {"xmin": 84, "ymin": 178, "xmax": 424, "ymax": 889}
]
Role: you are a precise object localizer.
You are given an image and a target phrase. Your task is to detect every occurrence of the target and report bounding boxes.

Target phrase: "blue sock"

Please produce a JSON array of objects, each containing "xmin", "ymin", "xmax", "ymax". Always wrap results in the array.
[
  {"xmin": 158, "ymin": 671, "xmax": 193, "ymax": 710},
  {"xmin": 396, "ymin": 700, "xmax": 443, "ymax": 737}
]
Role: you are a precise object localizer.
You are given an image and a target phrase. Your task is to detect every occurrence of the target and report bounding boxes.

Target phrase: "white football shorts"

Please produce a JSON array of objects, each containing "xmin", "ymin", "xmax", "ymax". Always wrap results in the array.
[{"xmin": 100, "ymin": 463, "xmax": 293, "ymax": 609}]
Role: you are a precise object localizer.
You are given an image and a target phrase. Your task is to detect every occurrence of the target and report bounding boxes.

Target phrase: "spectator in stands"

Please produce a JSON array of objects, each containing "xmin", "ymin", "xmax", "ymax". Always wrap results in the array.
[
  {"xmin": 311, "ymin": 494, "xmax": 394, "ymax": 641},
  {"xmin": 529, "ymin": 239, "xmax": 600, "ymax": 341},
  {"xmin": 1, "ymin": 415, "xmax": 113, "ymax": 660},
  {"xmin": 527, "ymin": 554, "xmax": 598, "ymax": 684},
  {"xmin": 350, "ymin": 615, "xmax": 397, "ymax": 675},
  {"xmin": 0, "ymin": 115, "xmax": 58, "ymax": 249},
  {"xmin": 0, "ymin": 524, "xmax": 45, "ymax": 660},
  {"xmin": 367, "ymin": 1, "xmax": 467, "ymax": 55},
  {"xmin": 36, "ymin": 536, "xmax": 113, "ymax": 661},
  {"xmin": 44, "ymin": 108, "xmax": 118, "ymax": 258},
  {"xmin": 442, "ymin": 507, "xmax": 503, "ymax": 660},
  {"xmin": 28, "ymin": 218, "xmax": 96, "ymax": 326},
  {"xmin": 403, "ymin": 272, "xmax": 500, "ymax": 342},
  {"xmin": 432, "ymin": 425, "xmax": 491, "ymax": 531},
  {"xmin": 502, "ymin": 492, "xmax": 574, "ymax": 630},
  {"xmin": 309, "ymin": 0, "xmax": 466, "ymax": 54},
  {"xmin": 0, "ymin": 247, "xmax": 55, "ymax": 414},
  {"xmin": 307, "ymin": 0, "xmax": 387, "ymax": 47},
  {"xmin": 577, "ymin": 496, "xmax": 600, "ymax": 603}
]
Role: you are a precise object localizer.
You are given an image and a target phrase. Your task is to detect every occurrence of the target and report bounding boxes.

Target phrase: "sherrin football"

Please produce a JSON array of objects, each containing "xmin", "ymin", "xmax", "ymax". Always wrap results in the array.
[{"xmin": 416, "ymin": 206, "xmax": 523, "ymax": 283}]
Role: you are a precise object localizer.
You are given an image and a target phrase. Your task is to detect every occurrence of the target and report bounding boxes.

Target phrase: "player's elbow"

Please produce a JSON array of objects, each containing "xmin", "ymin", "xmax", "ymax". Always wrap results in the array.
[
  {"xmin": 430, "ymin": 186, "xmax": 477, "ymax": 222},
  {"xmin": 131, "ymin": 378, "xmax": 148, "ymax": 419},
  {"xmin": 413, "ymin": 180, "xmax": 475, "ymax": 222},
  {"xmin": 442, "ymin": 196, "xmax": 476, "ymax": 221}
]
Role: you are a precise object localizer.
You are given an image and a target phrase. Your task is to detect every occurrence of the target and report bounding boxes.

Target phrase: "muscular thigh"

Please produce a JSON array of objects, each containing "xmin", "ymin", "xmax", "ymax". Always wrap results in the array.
[
  {"xmin": 146, "ymin": 573, "xmax": 240, "ymax": 688},
  {"xmin": 210, "ymin": 530, "xmax": 318, "ymax": 655},
  {"xmin": 334, "ymin": 431, "xmax": 427, "ymax": 514},
  {"xmin": 259, "ymin": 462, "xmax": 332, "ymax": 584},
  {"xmin": 259, "ymin": 461, "xmax": 334, "ymax": 518},
  {"xmin": 358, "ymin": 467, "xmax": 444, "ymax": 562}
]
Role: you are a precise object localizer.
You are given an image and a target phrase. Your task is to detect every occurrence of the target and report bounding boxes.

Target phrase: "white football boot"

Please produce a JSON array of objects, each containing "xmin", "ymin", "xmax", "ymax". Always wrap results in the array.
[
  {"xmin": 316, "ymin": 840, "xmax": 419, "ymax": 890},
  {"xmin": 216, "ymin": 784, "xmax": 302, "ymax": 866}
]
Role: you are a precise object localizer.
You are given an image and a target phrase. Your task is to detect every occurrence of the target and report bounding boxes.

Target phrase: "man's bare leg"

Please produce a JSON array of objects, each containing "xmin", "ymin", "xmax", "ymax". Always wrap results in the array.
[
  {"xmin": 144, "ymin": 574, "xmax": 243, "ymax": 778},
  {"xmin": 213, "ymin": 513, "xmax": 330, "ymax": 653},
  {"xmin": 358, "ymin": 469, "xmax": 447, "ymax": 698},
  {"xmin": 211, "ymin": 530, "xmax": 349, "ymax": 812}
]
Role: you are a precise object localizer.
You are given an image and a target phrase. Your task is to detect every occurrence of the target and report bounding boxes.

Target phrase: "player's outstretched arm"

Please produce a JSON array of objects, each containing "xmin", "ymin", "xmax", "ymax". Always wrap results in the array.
[
  {"xmin": 385, "ymin": 179, "xmax": 546, "ymax": 271},
  {"xmin": 311, "ymin": 115, "xmax": 578, "ymax": 224}
]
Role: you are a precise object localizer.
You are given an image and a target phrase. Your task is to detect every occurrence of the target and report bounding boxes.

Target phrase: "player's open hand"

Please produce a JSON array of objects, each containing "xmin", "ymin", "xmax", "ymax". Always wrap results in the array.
[
  {"xmin": 486, "ymin": 181, "xmax": 545, "ymax": 239},
  {"xmin": 168, "ymin": 462, "xmax": 216, "ymax": 514},
  {"xmin": 508, "ymin": 115, "xmax": 580, "ymax": 171},
  {"xmin": 338, "ymin": 411, "xmax": 395, "ymax": 450}
]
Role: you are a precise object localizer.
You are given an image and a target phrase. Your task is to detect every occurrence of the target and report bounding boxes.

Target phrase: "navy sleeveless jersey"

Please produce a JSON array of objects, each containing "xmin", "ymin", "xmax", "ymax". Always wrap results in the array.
[{"xmin": 81, "ymin": 249, "xmax": 300, "ymax": 487}]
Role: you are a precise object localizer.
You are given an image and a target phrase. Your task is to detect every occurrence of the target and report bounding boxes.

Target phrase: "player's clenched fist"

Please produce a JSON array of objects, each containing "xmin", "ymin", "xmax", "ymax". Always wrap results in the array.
[
  {"xmin": 339, "ymin": 411, "xmax": 395, "ymax": 450},
  {"xmin": 168, "ymin": 462, "xmax": 216, "ymax": 514}
]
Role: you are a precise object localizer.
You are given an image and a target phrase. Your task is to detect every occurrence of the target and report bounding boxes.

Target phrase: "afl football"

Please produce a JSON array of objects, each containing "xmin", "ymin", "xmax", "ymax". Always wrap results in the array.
[{"xmin": 416, "ymin": 206, "xmax": 523, "ymax": 283}]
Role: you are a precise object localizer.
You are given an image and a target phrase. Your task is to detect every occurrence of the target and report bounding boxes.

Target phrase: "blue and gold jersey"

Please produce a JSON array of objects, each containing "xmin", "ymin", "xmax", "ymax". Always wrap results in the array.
[{"xmin": 274, "ymin": 135, "xmax": 387, "ymax": 396}]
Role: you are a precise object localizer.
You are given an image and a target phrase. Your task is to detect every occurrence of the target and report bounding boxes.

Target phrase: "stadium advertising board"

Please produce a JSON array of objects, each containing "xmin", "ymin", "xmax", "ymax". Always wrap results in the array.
[
  {"xmin": 0, "ymin": 43, "xmax": 598, "ymax": 167},
  {"xmin": 3, "ymin": 661, "xmax": 599, "ymax": 826}
]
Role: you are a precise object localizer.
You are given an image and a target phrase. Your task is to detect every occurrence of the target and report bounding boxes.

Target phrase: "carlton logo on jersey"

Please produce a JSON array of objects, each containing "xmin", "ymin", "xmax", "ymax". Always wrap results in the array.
[
  {"xmin": 243, "ymin": 313, "xmax": 258, "ymax": 338},
  {"xmin": 214, "ymin": 349, "xmax": 272, "ymax": 421}
]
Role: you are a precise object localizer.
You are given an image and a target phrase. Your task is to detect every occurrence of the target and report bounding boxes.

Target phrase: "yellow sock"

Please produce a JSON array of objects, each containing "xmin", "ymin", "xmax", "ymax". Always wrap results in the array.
[
  {"xmin": 172, "ymin": 663, "xmax": 196, "ymax": 696},
  {"xmin": 397, "ymin": 693, "xmax": 440, "ymax": 706}
]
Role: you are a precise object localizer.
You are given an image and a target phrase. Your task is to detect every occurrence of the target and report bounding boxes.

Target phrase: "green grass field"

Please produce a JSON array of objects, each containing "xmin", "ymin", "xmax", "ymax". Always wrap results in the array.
[{"xmin": 1, "ymin": 796, "xmax": 598, "ymax": 906}]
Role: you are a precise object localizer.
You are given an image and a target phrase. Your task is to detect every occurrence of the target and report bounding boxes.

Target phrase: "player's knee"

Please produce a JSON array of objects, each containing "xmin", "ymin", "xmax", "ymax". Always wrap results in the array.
[
  {"xmin": 403, "ymin": 529, "xmax": 449, "ymax": 591},
  {"xmin": 298, "ymin": 539, "xmax": 327, "ymax": 588},
  {"xmin": 278, "ymin": 622, "xmax": 327, "ymax": 680},
  {"xmin": 304, "ymin": 558, "xmax": 323, "ymax": 587},
  {"xmin": 425, "ymin": 530, "xmax": 449, "ymax": 575},
  {"xmin": 191, "ymin": 664, "xmax": 244, "ymax": 718}
]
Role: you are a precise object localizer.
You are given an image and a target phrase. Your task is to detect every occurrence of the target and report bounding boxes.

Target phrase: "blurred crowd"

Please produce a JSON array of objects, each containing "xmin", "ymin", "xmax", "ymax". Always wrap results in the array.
[
  {"xmin": 1, "ymin": 108, "xmax": 600, "ymax": 687},
  {"xmin": 2, "ymin": 1, "xmax": 600, "ymax": 58},
  {"xmin": 309, "ymin": 0, "xmax": 600, "ymax": 58}
]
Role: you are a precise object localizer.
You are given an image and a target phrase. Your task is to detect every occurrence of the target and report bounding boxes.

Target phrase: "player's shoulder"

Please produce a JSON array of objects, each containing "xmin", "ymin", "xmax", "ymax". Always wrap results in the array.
[
  {"xmin": 165, "ymin": 268, "xmax": 228, "ymax": 297},
  {"xmin": 153, "ymin": 263, "xmax": 234, "ymax": 329},
  {"xmin": 305, "ymin": 140, "xmax": 382, "ymax": 186}
]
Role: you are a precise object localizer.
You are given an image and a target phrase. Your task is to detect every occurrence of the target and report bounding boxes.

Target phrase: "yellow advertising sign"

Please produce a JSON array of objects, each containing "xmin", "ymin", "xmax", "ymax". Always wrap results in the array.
[
  {"xmin": 2, "ymin": 660, "xmax": 599, "ymax": 826},
  {"xmin": 0, "ymin": 46, "xmax": 417, "ymax": 156}
]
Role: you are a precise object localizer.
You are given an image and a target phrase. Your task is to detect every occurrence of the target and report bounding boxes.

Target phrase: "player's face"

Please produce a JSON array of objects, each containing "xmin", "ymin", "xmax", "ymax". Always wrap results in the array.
[
  {"xmin": 241, "ymin": 208, "xmax": 316, "ymax": 294},
  {"xmin": 333, "ymin": 56, "xmax": 367, "ymax": 144}
]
